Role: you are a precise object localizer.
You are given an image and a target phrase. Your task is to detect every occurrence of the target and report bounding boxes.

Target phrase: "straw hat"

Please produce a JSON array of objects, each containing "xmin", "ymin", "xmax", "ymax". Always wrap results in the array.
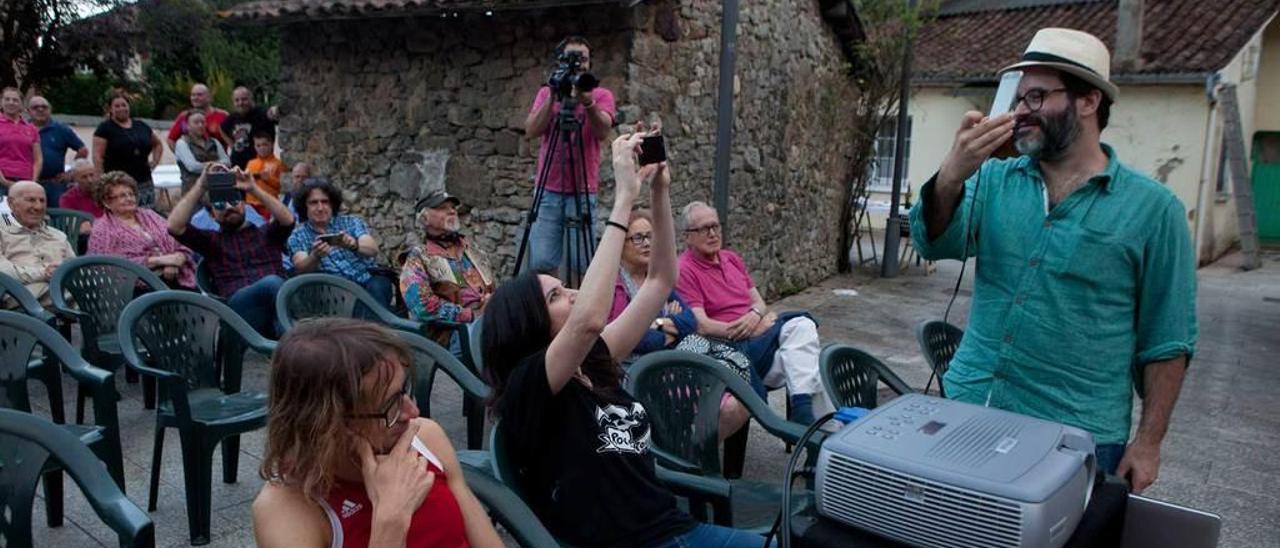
[{"xmin": 1001, "ymin": 28, "xmax": 1119, "ymax": 102}]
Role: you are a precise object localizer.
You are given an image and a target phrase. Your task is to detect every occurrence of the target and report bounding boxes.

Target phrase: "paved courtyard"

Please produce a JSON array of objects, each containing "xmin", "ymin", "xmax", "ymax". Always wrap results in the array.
[{"xmin": 28, "ymin": 247, "xmax": 1280, "ymax": 547}]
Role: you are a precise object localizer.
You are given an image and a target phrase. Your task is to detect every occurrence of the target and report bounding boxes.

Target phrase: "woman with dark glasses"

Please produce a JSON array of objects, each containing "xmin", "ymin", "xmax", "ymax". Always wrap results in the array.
[{"xmin": 253, "ymin": 318, "xmax": 502, "ymax": 548}]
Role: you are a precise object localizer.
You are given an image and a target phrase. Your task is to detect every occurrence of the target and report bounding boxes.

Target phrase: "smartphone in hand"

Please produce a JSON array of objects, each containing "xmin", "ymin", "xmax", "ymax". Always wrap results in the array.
[
  {"xmin": 639, "ymin": 134, "xmax": 667, "ymax": 166},
  {"xmin": 989, "ymin": 71, "xmax": 1023, "ymax": 118},
  {"xmin": 206, "ymin": 172, "xmax": 243, "ymax": 204}
]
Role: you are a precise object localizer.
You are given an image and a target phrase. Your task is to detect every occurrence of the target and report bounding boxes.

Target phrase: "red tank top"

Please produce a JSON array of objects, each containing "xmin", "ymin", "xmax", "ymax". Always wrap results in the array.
[{"xmin": 319, "ymin": 438, "xmax": 470, "ymax": 548}]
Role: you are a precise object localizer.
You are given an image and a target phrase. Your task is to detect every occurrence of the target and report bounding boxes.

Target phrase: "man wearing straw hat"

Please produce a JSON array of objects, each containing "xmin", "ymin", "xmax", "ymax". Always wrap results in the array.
[{"xmin": 910, "ymin": 28, "xmax": 1197, "ymax": 494}]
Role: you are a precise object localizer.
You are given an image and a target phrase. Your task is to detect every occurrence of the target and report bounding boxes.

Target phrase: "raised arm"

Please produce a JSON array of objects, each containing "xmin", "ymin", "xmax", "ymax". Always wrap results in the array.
[
  {"xmin": 602, "ymin": 160, "xmax": 674, "ymax": 359},
  {"xmin": 543, "ymin": 132, "xmax": 646, "ymax": 393},
  {"xmin": 168, "ymin": 165, "xmax": 214, "ymax": 236}
]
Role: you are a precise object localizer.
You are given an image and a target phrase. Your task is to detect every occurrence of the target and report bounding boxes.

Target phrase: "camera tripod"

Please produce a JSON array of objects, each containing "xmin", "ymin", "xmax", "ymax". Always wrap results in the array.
[{"xmin": 512, "ymin": 91, "xmax": 597, "ymax": 287}]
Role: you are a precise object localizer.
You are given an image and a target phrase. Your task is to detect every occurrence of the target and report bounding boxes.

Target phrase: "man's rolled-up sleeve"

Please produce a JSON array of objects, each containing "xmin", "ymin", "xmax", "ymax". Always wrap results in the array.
[
  {"xmin": 909, "ymin": 170, "xmax": 984, "ymax": 261},
  {"xmin": 1134, "ymin": 197, "xmax": 1198, "ymax": 368}
]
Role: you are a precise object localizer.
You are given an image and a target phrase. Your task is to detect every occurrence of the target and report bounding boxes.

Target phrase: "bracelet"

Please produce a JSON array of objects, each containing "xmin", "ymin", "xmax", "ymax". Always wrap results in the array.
[{"xmin": 606, "ymin": 220, "xmax": 628, "ymax": 233}]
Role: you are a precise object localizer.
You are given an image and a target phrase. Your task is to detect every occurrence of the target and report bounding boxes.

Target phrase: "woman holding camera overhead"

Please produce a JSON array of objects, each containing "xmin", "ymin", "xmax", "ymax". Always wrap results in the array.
[{"xmin": 482, "ymin": 131, "xmax": 763, "ymax": 548}]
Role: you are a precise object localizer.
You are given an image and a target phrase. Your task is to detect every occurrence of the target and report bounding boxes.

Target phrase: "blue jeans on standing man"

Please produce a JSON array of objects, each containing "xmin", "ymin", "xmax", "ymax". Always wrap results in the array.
[
  {"xmin": 529, "ymin": 190, "xmax": 598, "ymax": 277},
  {"xmin": 228, "ymin": 275, "xmax": 285, "ymax": 338}
]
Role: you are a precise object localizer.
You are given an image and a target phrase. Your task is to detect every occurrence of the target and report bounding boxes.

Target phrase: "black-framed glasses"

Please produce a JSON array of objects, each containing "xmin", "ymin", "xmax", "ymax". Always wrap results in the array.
[
  {"xmin": 627, "ymin": 232, "xmax": 653, "ymax": 245},
  {"xmin": 684, "ymin": 223, "xmax": 721, "ymax": 237},
  {"xmin": 1015, "ymin": 88, "xmax": 1068, "ymax": 112},
  {"xmin": 347, "ymin": 376, "xmax": 414, "ymax": 429}
]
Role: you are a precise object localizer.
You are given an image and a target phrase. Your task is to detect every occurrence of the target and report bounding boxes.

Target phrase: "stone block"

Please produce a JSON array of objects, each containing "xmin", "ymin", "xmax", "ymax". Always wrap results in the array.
[{"xmin": 495, "ymin": 130, "xmax": 522, "ymax": 156}]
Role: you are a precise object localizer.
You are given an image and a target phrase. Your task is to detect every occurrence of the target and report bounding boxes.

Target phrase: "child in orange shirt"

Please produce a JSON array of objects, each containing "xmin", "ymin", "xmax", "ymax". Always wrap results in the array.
[{"xmin": 245, "ymin": 130, "xmax": 286, "ymax": 219}]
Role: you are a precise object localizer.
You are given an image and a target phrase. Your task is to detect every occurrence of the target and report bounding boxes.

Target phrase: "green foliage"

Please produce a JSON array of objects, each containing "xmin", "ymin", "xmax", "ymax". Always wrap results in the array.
[
  {"xmin": 0, "ymin": 0, "xmax": 131, "ymax": 92},
  {"xmin": 138, "ymin": 0, "xmax": 280, "ymax": 116},
  {"xmin": 42, "ymin": 73, "xmax": 155, "ymax": 117}
]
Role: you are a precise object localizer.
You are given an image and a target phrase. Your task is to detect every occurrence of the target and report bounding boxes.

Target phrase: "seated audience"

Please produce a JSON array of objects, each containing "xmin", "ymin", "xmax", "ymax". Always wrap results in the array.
[
  {"xmin": 0, "ymin": 181, "xmax": 74, "ymax": 305},
  {"xmin": 246, "ymin": 131, "xmax": 285, "ymax": 218},
  {"xmin": 675, "ymin": 201, "xmax": 833, "ymax": 425},
  {"xmin": 58, "ymin": 159, "xmax": 105, "ymax": 235},
  {"xmin": 173, "ymin": 109, "xmax": 229, "ymax": 194},
  {"xmin": 612, "ymin": 208, "xmax": 749, "ymax": 441},
  {"xmin": 286, "ymin": 178, "xmax": 389, "ymax": 305},
  {"xmin": 168, "ymin": 166, "xmax": 294, "ymax": 337},
  {"xmin": 483, "ymin": 134, "xmax": 762, "ymax": 548},
  {"xmin": 191, "ymin": 200, "xmax": 266, "ymax": 232},
  {"xmin": 253, "ymin": 319, "xmax": 503, "ymax": 548},
  {"xmin": 399, "ymin": 190, "xmax": 494, "ymax": 353},
  {"xmin": 87, "ymin": 171, "xmax": 194, "ymax": 289}
]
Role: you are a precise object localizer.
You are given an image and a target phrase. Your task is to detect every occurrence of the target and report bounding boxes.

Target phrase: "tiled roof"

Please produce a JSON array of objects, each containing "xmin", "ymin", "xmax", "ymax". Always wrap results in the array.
[
  {"xmin": 914, "ymin": 0, "xmax": 1280, "ymax": 83},
  {"xmin": 221, "ymin": 0, "xmax": 625, "ymax": 23}
]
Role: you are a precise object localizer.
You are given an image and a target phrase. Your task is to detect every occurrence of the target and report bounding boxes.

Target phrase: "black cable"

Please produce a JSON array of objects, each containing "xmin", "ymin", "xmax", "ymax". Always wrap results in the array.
[
  {"xmin": 769, "ymin": 412, "xmax": 837, "ymax": 548},
  {"xmin": 924, "ymin": 169, "xmax": 982, "ymax": 396}
]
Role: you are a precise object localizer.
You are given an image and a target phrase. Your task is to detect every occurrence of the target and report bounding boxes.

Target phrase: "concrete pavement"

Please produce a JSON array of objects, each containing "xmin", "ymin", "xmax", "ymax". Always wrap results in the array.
[{"xmin": 27, "ymin": 248, "xmax": 1280, "ymax": 547}]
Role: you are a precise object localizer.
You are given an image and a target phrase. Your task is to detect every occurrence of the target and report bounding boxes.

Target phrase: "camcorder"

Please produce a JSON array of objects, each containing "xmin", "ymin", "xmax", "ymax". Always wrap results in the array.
[{"xmin": 547, "ymin": 50, "xmax": 598, "ymax": 99}]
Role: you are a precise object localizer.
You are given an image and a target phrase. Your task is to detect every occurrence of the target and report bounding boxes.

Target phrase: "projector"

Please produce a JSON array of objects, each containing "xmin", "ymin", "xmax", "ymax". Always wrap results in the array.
[{"xmin": 815, "ymin": 394, "xmax": 1096, "ymax": 548}]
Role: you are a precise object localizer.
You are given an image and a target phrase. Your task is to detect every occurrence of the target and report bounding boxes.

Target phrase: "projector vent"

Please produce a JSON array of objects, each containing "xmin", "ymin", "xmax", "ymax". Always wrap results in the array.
[
  {"xmin": 821, "ymin": 453, "xmax": 1023, "ymax": 548},
  {"xmin": 925, "ymin": 414, "xmax": 1025, "ymax": 469}
]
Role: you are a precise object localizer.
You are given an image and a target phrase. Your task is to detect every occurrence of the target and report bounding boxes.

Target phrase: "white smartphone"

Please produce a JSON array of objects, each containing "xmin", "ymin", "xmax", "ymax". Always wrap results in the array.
[{"xmin": 989, "ymin": 71, "xmax": 1023, "ymax": 117}]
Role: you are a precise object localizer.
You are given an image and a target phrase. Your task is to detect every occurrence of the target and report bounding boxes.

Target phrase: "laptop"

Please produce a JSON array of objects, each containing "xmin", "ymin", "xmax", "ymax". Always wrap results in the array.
[{"xmin": 1121, "ymin": 494, "xmax": 1222, "ymax": 548}]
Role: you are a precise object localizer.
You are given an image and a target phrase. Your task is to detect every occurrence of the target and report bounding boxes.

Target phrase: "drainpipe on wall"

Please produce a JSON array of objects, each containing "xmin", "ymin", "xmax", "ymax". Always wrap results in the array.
[
  {"xmin": 713, "ymin": 0, "xmax": 740, "ymax": 232},
  {"xmin": 1116, "ymin": 0, "xmax": 1145, "ymax": 72},
  {"xmin": 1193, "ymin": 74, "xmax": 1222, "ymax": 265}
]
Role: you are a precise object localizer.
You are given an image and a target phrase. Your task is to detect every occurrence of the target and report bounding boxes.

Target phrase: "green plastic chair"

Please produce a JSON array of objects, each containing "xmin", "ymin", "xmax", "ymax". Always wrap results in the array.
[
  {"xmin": 625, "ymin": 350, "xmax": 825, "ymax": 530},
  {"xmin": 0, "ymin": 409, "xmax": 153, "ymax": 547},
  {"xmin": 395, "ymin": 329, "xmax": 491, "ymax": 469},
  {"xmin": 460, "ymin": 462, "xmax": 560, "ymax": 548},
  {"xmin": 51, "ymin": 255, "xmax": 167, "ymax": 417},
  {"xmin": 193, "ymin": 259, "xmax": 223, "ymax": 302},
  {"xmin": 276, "ymin": 273, "xmax": 484, "ymax": 449},
  {"xmin": 915, "ymin": 320, "xmax": 964, "ymax": 397},
  {"xmin": 0, "ymin": 311, "xmax": 126, "ymax": 529},
  {"xmin": 488, "ymin": 418, "xmax": 732, "ymax": 538},
  {"xmin": 1, "ymin": 271, "xmax": 69, "ymax": 424},
  {"xmin": 818, "ymin": 343, "xmax": 914, "ymax": 410},
  {"xmin": 46, "ymin": 207, "xmax": 94, "ymax": 256},
  {"xmin": 118, "ymin": 291, "xmax": 276, "ymax": 545}
]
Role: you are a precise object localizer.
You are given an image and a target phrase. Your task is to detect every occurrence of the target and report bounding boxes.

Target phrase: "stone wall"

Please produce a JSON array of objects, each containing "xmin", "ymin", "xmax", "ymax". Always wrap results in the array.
[
  {"xmin": 277, "ymin": 1, "xmax": 857, "ymax": 298},
  {"xmin": 276, "ymin": 7, "xmax": 637, "ymax": 275},
  {"xmin": 627, "ymin": 0, "xmax": 858, "ymax": 297}
]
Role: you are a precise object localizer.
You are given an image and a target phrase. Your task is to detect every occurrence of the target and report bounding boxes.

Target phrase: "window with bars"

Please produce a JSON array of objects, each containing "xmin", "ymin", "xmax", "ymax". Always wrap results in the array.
[{"xmin": 867, "ymin": 117, "xmax": 913, "ymax": 193}]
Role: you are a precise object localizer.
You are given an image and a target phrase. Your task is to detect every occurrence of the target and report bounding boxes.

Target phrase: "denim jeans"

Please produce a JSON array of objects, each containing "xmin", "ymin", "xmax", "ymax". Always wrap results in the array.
[
  {"xmin": 352, "ymin": 274, "xmax": 394, "ymax": 319},
  {"xmin": 1094, "ymin": 443, "xmax": 1126, "ymax": 475},
  {"xmin": 529, "ymin": 190, "xmax": 598, "ymax": 277},
  {"xmin": 647, "ymin": 524, "xmax": 765, "ymax": 548},
  {"xmin": 227, "ymin": 275, "xmax": 284, "ymax": 338}
]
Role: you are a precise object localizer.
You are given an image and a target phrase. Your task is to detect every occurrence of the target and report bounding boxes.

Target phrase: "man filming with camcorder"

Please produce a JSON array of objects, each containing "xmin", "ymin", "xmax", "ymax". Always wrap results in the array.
[{"xmin": 523, "ymin": 35, "xmax": 617, "ymax": 278}]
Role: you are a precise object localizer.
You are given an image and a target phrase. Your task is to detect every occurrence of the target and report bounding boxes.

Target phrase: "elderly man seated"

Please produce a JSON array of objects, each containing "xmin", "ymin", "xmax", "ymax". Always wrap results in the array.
[
  {"xmin": 674, "ymin": 201, "xmax": 834, "ymax": 425},
  {"xmin": 399, "ymin": 190, "xmax": 494, "ymax": 355},
  {"xmin": 284, "ymin": 178, "xmax": 389, "ymax": 306},
  {"xmin": 0, "ymin": 181, "xmax": 74, "ymax": 306},
  {"xmin": 168, "ymin": 166, "xmax": 294, "ymax": 337}
]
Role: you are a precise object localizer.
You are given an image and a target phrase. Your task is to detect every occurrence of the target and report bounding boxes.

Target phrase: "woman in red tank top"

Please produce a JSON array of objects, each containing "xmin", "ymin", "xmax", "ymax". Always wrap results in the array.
[{"xmin": 252, "ymin": 319, "xmax": 503, "ymax": 548}]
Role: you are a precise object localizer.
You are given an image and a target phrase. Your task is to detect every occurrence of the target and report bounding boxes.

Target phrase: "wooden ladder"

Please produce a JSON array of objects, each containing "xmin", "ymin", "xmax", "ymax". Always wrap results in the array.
[{"xmin": 1220, "ymin": 84, "xmax": 1262, "ymax": 270}]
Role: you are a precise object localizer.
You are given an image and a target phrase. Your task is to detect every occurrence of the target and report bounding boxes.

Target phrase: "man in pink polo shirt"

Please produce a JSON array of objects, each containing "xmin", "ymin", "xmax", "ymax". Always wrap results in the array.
[{"xmin": 675, "ymin": 201, "xmax": 833, "ymax": 425}]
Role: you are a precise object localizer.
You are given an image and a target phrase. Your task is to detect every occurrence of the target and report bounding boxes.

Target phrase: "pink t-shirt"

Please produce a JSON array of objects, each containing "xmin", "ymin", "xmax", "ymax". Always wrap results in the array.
[
  {"xmin": 529, "ymin": 86, "xmax": 616, "ymax": 194},
  {"xmin": 0, "ymin": 116, "xmax": 39, "ymax": 180},
  {"xmin": 675, "ymin": 248, "xmax": 756, "ymax": 323}
]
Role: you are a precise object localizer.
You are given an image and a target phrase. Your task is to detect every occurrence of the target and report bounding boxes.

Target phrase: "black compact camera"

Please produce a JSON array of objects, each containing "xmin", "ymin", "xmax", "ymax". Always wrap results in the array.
[{"xmin": 547, "ymin": 50, "xmax": 598, "ymax": 99}]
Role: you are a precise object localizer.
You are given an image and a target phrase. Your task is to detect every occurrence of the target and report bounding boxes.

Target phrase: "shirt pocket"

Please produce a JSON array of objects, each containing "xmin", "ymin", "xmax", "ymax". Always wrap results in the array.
[{"xmin": 1057, "ymin": 227, "xmax": 1136, "ymax": 292}]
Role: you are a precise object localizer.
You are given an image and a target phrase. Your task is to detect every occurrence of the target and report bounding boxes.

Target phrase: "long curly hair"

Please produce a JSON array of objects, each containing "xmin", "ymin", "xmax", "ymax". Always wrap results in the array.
[{"xmin": 258, "ymin": 318, "xmax": 411, "ymax": 498}]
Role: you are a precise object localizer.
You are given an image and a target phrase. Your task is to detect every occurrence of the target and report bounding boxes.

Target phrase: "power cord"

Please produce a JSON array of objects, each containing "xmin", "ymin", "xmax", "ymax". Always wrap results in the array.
[
  {"xmin": 769, "ymin": 407, "xmax": 870, "ymax": 548},
  {"xmin": 923, "ymin": 169, "xmax": 983, "ymax": 396}
]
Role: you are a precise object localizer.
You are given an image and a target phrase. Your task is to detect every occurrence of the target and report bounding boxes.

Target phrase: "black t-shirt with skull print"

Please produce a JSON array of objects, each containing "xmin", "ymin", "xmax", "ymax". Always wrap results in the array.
[{"xmin": 499, "ymin": 337, "xmax": 696, "ymax": 548}]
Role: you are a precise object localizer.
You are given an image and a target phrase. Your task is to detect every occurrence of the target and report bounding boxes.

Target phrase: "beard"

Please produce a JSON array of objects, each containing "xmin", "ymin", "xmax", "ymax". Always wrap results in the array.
[
  {"xmin": 218, "ymin": 211, "xmax": 246, "ymax": 231},
  {"xmin": 1015, "ymin": 101, "xmax": 1080, "ymax": 162}
]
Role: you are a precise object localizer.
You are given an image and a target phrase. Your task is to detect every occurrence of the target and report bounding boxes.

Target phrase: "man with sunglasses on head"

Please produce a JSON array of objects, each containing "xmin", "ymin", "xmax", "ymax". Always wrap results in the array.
[
  {"xmin": 910, "ymin": 29, "xmax": 1196, "ymax": 494},
  {"xmin": 674, "ymin": 201, "xmax": 834, "ymax": 427},
  {"xmin": 28, "ymin": 95, "xmax": 88, "ymax": 206},
  {"xmin": 168, "ymin": 164, "xmax": 295, "ymax": 337}
]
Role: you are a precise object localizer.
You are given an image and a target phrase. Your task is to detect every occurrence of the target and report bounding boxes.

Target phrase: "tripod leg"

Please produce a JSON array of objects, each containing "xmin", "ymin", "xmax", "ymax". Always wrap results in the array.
[{"xmin": 514, "ymin": 116, "xmax": 564, "ymax": 276}]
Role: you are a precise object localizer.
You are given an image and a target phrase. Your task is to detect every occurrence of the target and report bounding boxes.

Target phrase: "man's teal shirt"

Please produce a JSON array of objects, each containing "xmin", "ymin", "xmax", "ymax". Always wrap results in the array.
[{"xmin": 909, "ymin": 144, "xmax": 1198, "ymax": 444}]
